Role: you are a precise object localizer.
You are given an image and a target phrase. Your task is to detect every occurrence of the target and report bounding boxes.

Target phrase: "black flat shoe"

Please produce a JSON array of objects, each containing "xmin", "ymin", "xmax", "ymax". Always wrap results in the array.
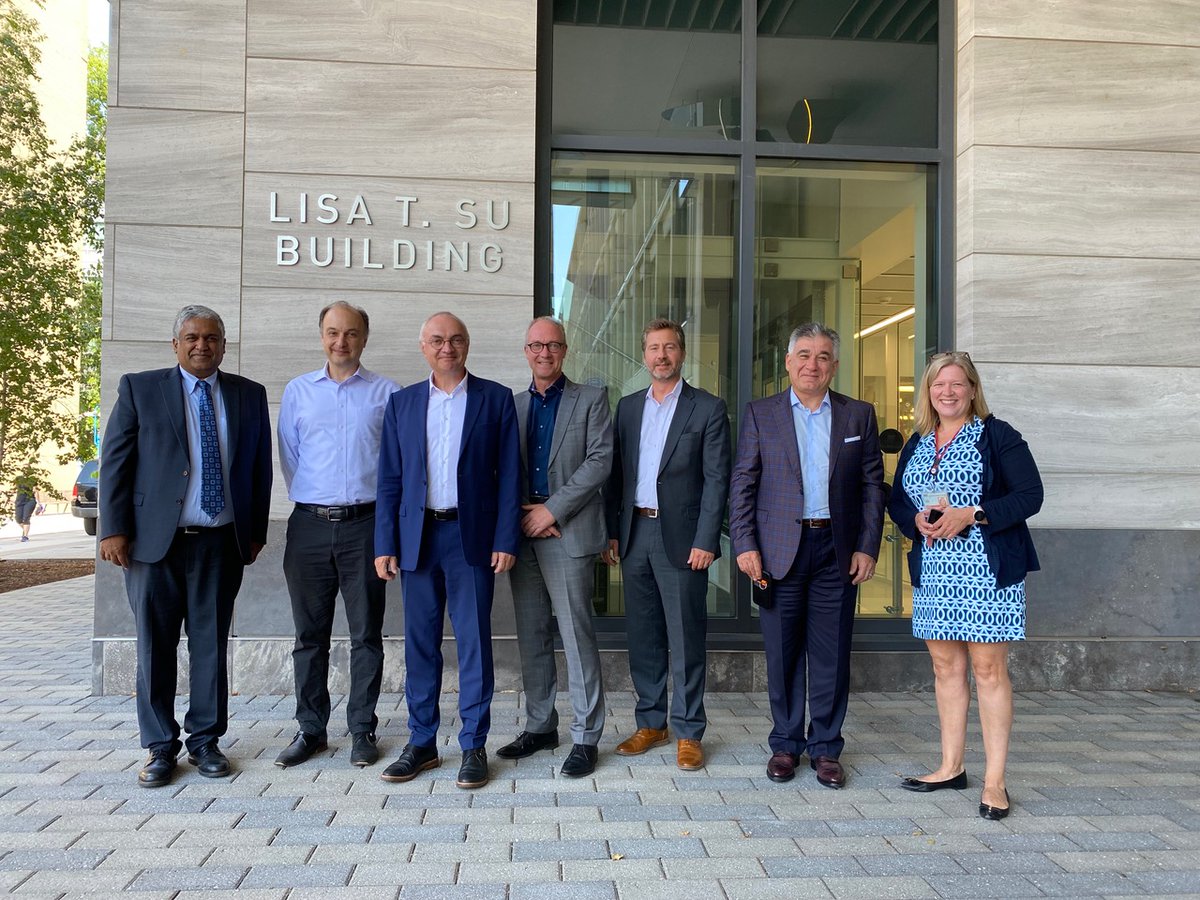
[
  {"xmin": 495, "ymin": 730, "xmax": 559, "ymax": 760},
  {"xmin": 900, "ymin": 770, "xmax": 968, "ymax": 793},
  {"xmin": 350, "ymin": 732, "xmax": 379, "ymax": 768},
  {"xmin": 274, "ymin": 731, "xmax": 327, "ymax": 768},
  {"xmin": 560, "ymin": 744, "xmax": 598, "ymax": 778},
  {"xmin": 456, "ymin": 747, "xmax": 489, "ymax": 789},
  {"xmin": 187, "ymin": 743, "xmax": 231, "ymax": 778},
  {"xmin": 979, "ymin": 789, "xmax": 1011, "ymax": 820},
  {"xmin": 137, "ymin": 750, "xmax": 177, "ymax": 788},
  {"xmin": 380, "ymin": 743, "xmax": 440, "ymax": 783}
]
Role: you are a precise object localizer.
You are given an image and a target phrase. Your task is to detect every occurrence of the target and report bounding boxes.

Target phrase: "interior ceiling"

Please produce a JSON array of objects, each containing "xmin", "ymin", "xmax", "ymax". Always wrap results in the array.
[{"xmin": 553, "ymin": 0, "xmax": 938, "ymax": 43}]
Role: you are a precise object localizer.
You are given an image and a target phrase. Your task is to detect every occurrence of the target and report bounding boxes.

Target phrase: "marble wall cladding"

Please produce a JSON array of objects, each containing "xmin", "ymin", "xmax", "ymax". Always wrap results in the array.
[
  {"xmin": 961, "ymin": 255, "xmax": 1200, "ymax": 366},
  {"xmin": 106, "ymin": 108, "xmax": 245, "ymax": 226},
  {"xmin": 246, "ymin": 0, "xmax": 536, "ymax": 70},
  {"xmin": 1036, "ymin": 474, "xmax": 1200, "ymax": 531},
  {"xmin": 967, "ymin": 39, "xmax": 1200, "ymax": 152},
  {"xmin": 962, "ymin": 146, "xmax": 1200, "ymax": 259},
  {"xmin": 101, "ymin": 224, "xmax": 116, "ymax": 341},
  {"xmin": 241, "ymin": 174, "xmax": 534, "ymax": 298},
  {"xmin": 108, "ymin": 0, "xmax": 120, "ymax": 106},
  {"xmin": 244, "ymin": 59, "xmax": 535, "ymax": 182},
  {"xmin": 110, "ymin": 226, "xmax": 243, "ymax": 341},
  {"xmin": 966, "ymin": 0, "xmax": 1200, "ymax": 46},
  {"xmin": 238, "ymin": 288, "xmax": 533, "ymax": 401},
  {"xmin": 977, "ymin": 363, "xmax": 1200, "ymax": 475},
  {"xmin": 116, "ymin": 0, "xmax": 246, "ymax": 111}
]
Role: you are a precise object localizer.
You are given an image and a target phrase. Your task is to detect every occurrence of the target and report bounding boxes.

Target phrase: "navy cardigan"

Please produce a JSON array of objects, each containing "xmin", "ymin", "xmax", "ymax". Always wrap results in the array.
[{"xmin": 887, "ymin": 415, "xmax": 1043, "ymax": 590}]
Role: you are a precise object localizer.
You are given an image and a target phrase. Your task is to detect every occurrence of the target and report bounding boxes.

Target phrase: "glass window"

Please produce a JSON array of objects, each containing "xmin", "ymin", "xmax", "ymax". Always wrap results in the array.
[
  {"xmin": 757, "ymin": 0, "xmax": 938, "ymax": 147},
  {"xmin": 551, "ymin": 152, "xmax": 738, "ymax": 618},
  {"xmin": 552, "ymin": 2, "xmax": 741, "ymax": 140}
]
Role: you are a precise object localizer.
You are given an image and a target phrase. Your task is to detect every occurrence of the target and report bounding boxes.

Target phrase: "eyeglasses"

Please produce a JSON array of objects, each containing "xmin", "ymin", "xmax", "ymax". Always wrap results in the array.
[
  {"xmin": 525, "ymin": 341, "xmax": 566, "ymax": 354},
  {"xmin": 423, "ymin": 335, "xmax": 467, "ymax": 349}
]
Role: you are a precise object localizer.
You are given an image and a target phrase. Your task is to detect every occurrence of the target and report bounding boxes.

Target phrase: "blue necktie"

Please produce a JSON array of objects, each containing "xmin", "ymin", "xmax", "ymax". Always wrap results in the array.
[{"xmin": 197, "ymin": 380, "xmax": 225, "ymax": 518}]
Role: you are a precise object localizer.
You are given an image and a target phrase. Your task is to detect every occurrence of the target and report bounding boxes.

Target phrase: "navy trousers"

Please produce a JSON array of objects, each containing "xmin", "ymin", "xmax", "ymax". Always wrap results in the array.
[
  {"xmin": 400, "ymin": 518, "xmax": 495, "ymax": 750},
  {"xmin": 758, "ymin": 527, "xmax": 857, "ymax": 759}
]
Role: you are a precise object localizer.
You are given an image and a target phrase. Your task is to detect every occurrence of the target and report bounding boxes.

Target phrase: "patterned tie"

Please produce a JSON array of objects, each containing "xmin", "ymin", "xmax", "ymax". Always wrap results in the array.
[{"xmin": 197, "ymin": 380, "xmax": 225, "ymax": 518}]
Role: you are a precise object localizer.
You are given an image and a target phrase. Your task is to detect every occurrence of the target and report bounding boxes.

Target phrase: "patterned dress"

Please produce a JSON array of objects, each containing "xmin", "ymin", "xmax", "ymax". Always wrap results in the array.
[{"xmin": 902, "ymin": 416, "xmax": 1026, "ymax": 642}]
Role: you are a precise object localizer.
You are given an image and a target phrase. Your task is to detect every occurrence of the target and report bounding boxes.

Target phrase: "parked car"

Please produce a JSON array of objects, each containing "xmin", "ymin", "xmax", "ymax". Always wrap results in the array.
[{"xmin": 71, "ymin": 460, "xmax": 99, "ymax": 536}]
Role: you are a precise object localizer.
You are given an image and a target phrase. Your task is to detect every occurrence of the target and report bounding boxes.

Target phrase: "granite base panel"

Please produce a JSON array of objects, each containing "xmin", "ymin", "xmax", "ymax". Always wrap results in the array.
[{"xmin": 92, "ymin": 637, "xmax": 1198, "ymax": 695}]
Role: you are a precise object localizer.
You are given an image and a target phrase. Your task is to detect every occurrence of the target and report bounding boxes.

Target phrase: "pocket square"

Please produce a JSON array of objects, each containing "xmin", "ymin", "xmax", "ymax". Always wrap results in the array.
[{"xmin": 843, "ymin": 435, "xmax": 862, "ymax": 443}]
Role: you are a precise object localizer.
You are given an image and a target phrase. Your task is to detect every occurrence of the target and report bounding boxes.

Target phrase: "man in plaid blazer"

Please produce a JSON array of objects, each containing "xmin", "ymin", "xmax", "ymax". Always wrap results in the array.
[{"xmin": 729, "ymin": 322, "xmax": 885, "ymax": 788}]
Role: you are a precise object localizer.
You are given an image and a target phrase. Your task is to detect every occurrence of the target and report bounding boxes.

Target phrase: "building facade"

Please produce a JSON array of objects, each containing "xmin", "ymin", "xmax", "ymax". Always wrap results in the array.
[{"xmin": 95, "ymin": 0, "xmax": 1200, "ymax": 694}]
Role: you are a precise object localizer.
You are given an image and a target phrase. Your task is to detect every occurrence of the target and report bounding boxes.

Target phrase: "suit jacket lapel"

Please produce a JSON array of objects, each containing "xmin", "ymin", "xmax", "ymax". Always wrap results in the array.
[
  {"xmin": 515, "ymin": 387, "xmax": 531, "ymax": 463},
  {"xmin": 828, "ymin": 390, "xmax": 850, "ymax": 475},
  {"xmin": 658, "ymin": 382, "xmax": 695, "ymax": 474},
  {"xmin": 548, "ymin": 380, "xmax": 579, "ymax": 468},
  {"xmin": 159, "ymin": 368, "xmax": 189, "ymax": 457},
  {"xmin": 774, "ymin": 389, "xmax": 803, "ymax": 480},
  {"xmin": 459, "ymin": 373, "xmax": 483, "ymax": 466},
  {"xmin": 219, "ymin": 371, "xmax": 241, "ymax": 460}
]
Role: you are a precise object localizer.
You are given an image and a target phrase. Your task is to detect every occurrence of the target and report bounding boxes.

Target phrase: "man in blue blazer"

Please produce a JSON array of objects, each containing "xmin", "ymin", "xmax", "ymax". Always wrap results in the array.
[
  {"xmin": 374, "ymin": 312, "xmax": 520, "ymax": 790},
  {"xmin": 729, "ymin": 322, "xmax": 885, "ymax": 788},
  {"xmin": 99, "ymin": 305, "xmax": 273, "ymax": 788}
]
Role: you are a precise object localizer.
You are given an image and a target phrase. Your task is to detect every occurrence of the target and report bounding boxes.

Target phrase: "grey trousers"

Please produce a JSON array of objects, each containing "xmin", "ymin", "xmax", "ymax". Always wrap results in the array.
[{"xmin": 510, "ymin": 535, "xmax": 605, "ymax": 745}]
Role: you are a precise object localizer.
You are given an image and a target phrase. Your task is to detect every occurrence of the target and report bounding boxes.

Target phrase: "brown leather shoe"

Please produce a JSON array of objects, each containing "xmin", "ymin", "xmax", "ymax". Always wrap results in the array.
[
  {"xmin": 676, "ymin": 739, "xmax": 704, "ymax": 771},
  {"xmin": 811, "ymin": 755, "xmax": 845, "ymax": 789},
  {"xmin": 614, "ymin": 727, "xmax": 669, "ymax": 756},
  {"xmin": 766, "ymin": 750, "xmax": 799, "ymax": 783}
]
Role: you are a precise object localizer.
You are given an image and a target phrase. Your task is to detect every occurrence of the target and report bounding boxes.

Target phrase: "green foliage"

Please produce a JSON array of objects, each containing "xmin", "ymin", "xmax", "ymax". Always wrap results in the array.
[{"xmin": 0, "ymin": 0, "xmax": 104, "ymax": 500}]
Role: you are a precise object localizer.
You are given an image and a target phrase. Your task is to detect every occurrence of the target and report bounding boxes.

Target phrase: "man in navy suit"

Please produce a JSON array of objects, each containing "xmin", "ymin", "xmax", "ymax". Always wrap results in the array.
[
  {"xmin": 100, "ymin": 305, "xmax": 272, "ymax": 788},
  {"xmin": 374, "ymin": 312, "xmax": 520, "ymax": 790},
  {"xmin": 729, "ymin": 322, "xmax": 885, "ymax": 788}
]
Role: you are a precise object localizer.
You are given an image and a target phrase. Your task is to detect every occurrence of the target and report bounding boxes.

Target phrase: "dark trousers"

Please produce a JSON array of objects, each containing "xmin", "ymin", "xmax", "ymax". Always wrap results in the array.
[
  {"xmin": 621, "ymin": 515, "xmax": 709, "ymax": 740},
  {"xmin": 759, "ymin": 527, "xmax": 857, "ymax": 759},
  {"xmin": 283, "ymin": 506, "xmax": 386, "ymax": 736},
  {"xmin": 124, "ymin": 524, "xmax": 243, "ymax": 754},
  {"xmin": 400, "ymin": 518, "xmax": 495, "ymax": 750}
]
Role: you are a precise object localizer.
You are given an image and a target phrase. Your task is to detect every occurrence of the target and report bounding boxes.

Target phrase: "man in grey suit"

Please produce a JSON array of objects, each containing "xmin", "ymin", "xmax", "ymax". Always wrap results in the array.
[
  {"xmin": 603, "ymin": 318, "xmax": 731, "ymax": 771},
  {"xmin": 100, "ymin": 305, "xmax": 273, "ymax": 788},
  {"xmin": 498, "ymin": 317, "xmax": 613, "ymax": 778}
]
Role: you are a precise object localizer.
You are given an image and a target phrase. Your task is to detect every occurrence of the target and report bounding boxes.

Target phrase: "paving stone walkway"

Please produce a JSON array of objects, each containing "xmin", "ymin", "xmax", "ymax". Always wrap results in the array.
[{"xmin": 1, "ymin": 577, "xmax": 1198, "ymax": 899}]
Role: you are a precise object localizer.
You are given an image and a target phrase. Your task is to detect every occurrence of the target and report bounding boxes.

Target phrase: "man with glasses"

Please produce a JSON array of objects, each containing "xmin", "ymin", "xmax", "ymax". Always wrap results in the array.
[
  {"xmin": 497, "ymin": 317, "xmax": 613, "ymax": 777},
  {"xmin": 729, "ymin": 322, "xmax": 885, "ymax": 788},
  {"xmin": 373, "ymin": 312, "xmax": 520, "ymax": 789},
  {"xmin": 603, "ymin": 318, "xmax": 731, "ymax": 771}
]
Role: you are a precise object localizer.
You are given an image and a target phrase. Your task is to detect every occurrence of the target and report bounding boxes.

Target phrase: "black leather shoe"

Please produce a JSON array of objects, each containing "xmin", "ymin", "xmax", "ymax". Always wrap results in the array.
[
  {"xmin": 380, "ymin": 743, "xmax": 440, "ymax": 783},
  {"xmin": 560, "ymin": 744, "xmax": 598, "ymax": 778},
  {"xmin": 980, "ymin": 788, "xmax": 1011, "ymax": 820},
  {"xmin": 350, "ymin": 732, "xmax": 379, "ymax": 768},
  {"xmin": 456, "ymin": 747, "xmax": 489, "ymax": 789},
  {"xmin": 187, "ymin": 743, "xmax": 231, "ymax": 778},
  {"xmin": 274, "ymin": 731, "xmax": 327, "ymax": 768},
  {"xmin": 137, "ymin": 749, "xmax": 177, "ymax": 788},
  {"xmin": 811, "ymin": 755, "xmax": 845, "ymax": 789},
  {"xmin": 766, "ymin": 751, "xmax": 799, "ymax": 783},
  {"xmin": 495, "ymin": 730, "xmax": 559, "ymax": 760},
  {"xmin": 900, "ymin": 770, "xmax": 968, "ymax": 793}
]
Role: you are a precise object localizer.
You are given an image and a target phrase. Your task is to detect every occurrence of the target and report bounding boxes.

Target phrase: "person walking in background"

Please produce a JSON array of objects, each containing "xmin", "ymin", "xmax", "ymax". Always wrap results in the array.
[
  {"xmin": 603, "ymin": 318, "xmax": 730, "ymax": 772},
  {"xmin": 499, "ymin": 317, "xmax": 613, "ymax": 778},
  {"xmin": 729, "ymin": 322, "xmax": 885, "ymax": 789},
  {"xmin": 13, "ymin": 476, "xmax": 43, "ymax": 543},
  {"xmin": 887, "ymin": 351, "xmax": 1043, "ymax": 820},
  {"xmin": 274, "ymin": 301, "xmax": 398, "ymax": 770},
  {"xmin": 99, "ymin": 305, "xmax": 273, "ymax": 788}
]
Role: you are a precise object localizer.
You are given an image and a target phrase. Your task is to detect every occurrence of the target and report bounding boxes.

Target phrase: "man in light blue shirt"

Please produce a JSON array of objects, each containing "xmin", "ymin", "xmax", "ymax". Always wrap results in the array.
[{"xmin": 274, "ymin": 301, "xmax": 399, "ymax": 770}]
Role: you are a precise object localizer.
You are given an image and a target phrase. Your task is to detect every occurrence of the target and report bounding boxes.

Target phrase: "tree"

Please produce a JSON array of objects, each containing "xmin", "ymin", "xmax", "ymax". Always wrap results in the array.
[
  {"xmin": 76, "ymin": 44, "xmax": 106, "ymax": 462},
  {"xmin": 0, "ymin": 0, "xmax": 104, "ymax": 512}
]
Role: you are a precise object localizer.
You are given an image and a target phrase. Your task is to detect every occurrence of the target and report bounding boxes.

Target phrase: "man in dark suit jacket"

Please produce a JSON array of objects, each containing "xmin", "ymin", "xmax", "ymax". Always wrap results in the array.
[
  {"xmin": 729, "ymin": 322, "xmax": 885, "ymax": 788},
  {"xmin": 99, "ymin": 305, "xmax": 272, "ymax": 788},
  {"xmin": 603, "ymin": 318, "xmax": 731, "ymax": 771},
  {"xmin": 374, "ymin": 312, "xmax": 520, "ymax": 790}
]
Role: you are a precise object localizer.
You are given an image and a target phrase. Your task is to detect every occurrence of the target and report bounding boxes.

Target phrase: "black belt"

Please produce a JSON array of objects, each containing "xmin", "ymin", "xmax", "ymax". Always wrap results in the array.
[
  {"xmin": 178, "ymin": 523, "xmax": 233, "ymax": 535},
  {"xmin": 634, "ymin": 506, "xmax": 659, "ymax": 519},
  {"xmin": 528, "ymin": 494, "xmax": 550, "ymax": 504},
  {"xmin": 426, "ymin": 508, "xmax": 458, "ymax": 521},
  {"xmin": 803, "ymin": 518, "xmax": 832, "ymax": 528},
  {"xmin": 297, "ymin": 502, "xmax": 376, "ymax": 522}
]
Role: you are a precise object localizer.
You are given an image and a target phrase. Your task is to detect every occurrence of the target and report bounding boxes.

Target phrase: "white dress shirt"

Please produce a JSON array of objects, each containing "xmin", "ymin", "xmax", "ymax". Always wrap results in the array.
[
  {"xmin": 277, "ymin": 365, "xmax": 399, "ymax": 505},
  {"xmin": 426, "ymin": 373, "xmax": 468, "ymax": 509},
  {"xmin": 634, "ymin": 379, "xmax": 683, "ymax": 509},
  {"xmin": 177, "ymin": 366, "xmax": 234, "ymax": 528}
]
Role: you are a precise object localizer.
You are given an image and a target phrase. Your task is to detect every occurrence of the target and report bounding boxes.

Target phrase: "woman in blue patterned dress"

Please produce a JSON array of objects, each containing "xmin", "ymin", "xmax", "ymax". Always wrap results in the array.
[{"xmin": 886, "ymin": 352, "xmax": 1043, "ymax": 820}]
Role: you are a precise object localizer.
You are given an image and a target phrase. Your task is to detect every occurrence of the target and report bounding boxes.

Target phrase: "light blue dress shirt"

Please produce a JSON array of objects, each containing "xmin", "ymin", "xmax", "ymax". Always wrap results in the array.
[
  {"xmin": 178, "ymin": 366, "xmax": 234, "ymax": 528},
  {"xmin": 791, "ymin": 390, "xmax": 832, "ymax": 519},
  {"xmin": 634, "ymin": 379, "xmax": 683, "ymax": 509},
  {"xmin": 426, "ymin": 373, "xmax": 468, "ymax": 509},
  {"xmin": 277, "ymin": 365, "xmax": 399, "ymax": 505}
]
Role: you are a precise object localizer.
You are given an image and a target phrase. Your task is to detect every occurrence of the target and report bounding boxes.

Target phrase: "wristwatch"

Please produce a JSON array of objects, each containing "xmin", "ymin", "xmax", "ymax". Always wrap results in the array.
[{"xmin": 973, "ymin": 505, "xmax": 986, "ymax": 523}]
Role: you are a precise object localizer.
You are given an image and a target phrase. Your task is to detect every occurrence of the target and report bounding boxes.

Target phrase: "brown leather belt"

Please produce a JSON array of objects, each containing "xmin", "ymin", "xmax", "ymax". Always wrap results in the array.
[
  {"xmin": 803, "ymin": 518, "xmax": 832, "ymax": 528},
  {"xmin": 426, "ymin": 508, "xmax": 458, "ymax": 521},
  {"xmin": 634, "ymin": 506, "xmax": 659, "ymax": 519}
]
